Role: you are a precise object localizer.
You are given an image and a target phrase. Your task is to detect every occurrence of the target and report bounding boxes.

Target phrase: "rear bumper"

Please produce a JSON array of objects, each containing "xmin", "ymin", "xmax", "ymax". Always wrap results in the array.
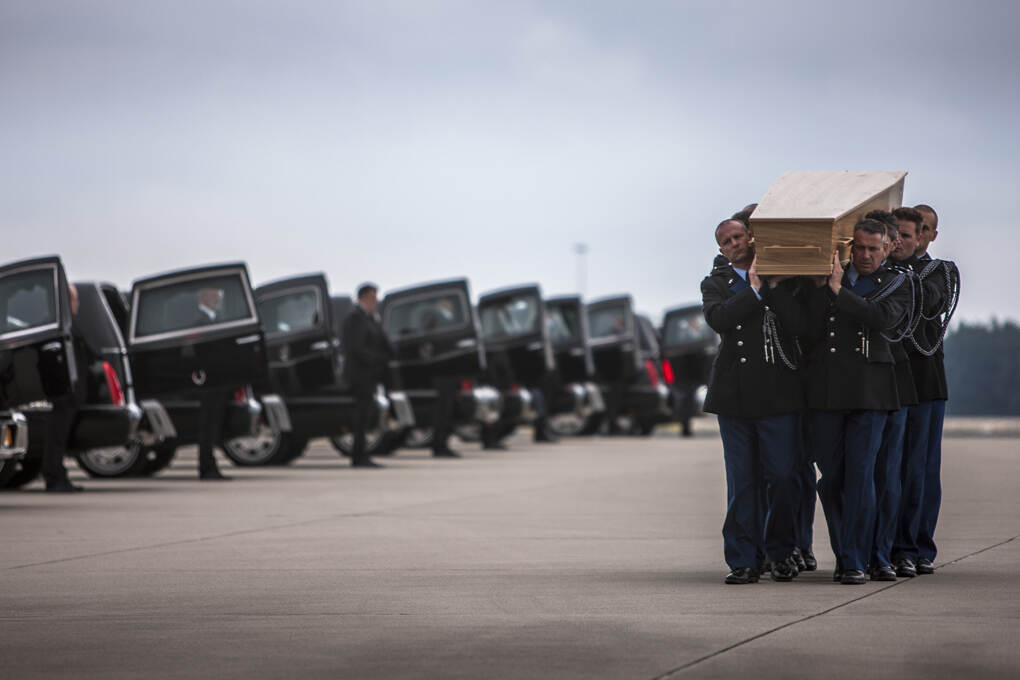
[
  {"xmin": 500, "ymin": 388, "xmax": 537, "ymax": 424},
  {"xmin": 386, "ymin": 390, "xmax": 416, "ymax": 431},
  {"xmin": 0, "ymin": 411, "xmax": 28, "ymax": 460}
]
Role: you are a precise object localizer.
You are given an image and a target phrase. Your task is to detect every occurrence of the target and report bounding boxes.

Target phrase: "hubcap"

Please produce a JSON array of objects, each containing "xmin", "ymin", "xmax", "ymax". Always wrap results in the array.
[
  {"xmin": 79, "ymin": 444, "xmax": 141, "ymax": 475},
  {"xmin": 223, "ymin": 427, "xmax": 280, "ymax": 464}
]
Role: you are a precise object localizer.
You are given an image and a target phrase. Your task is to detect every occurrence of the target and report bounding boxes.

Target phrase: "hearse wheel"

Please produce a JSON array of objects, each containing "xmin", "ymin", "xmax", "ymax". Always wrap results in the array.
[
  {"xmin": 136, "ymin": 443, "xmax": 177, "ymax": 476},
  {"xmin": 0, "ymin": 458, "xmax": 21, "ymax": 487},
  {"xmin": 401, "ymin": 427, "xmax": 434, "ymax": 450},
  {"xmin": 454, "ymin": 423, "xmax": 481, "ymax": 443},
  {"xmin": 222, "ymin": 428, "xmax": 299, "ymax": 466},
  {"xmin": 75, "ymin": 442, "xmax": 148, "ymax": 478},
  {"xmin": 328, "ymin": 429, "xmax": 390, "ymax": 458},
  {"xmin": 1, "ymin": 455, "xmax": 42, "ymax": 489}
]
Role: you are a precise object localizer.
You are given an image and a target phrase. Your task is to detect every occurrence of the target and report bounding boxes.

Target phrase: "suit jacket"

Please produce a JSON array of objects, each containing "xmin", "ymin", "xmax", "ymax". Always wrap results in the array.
[
  {"xmin": 802, "ymin": 263, "xmax": 909, "ymax": 411},
  {"xmin": 701, "ymin": 259, "xmax": 804, "ymax": 418},
  {"xmin": 342, "ymin": 306, "xmax": 394, "ymax": 390}
]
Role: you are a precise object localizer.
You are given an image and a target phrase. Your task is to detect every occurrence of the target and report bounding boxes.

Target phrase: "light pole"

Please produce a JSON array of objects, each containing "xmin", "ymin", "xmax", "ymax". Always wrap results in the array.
[{"xmin": 574, "ymin": 242, "xmax": 588, "ymax": 296}]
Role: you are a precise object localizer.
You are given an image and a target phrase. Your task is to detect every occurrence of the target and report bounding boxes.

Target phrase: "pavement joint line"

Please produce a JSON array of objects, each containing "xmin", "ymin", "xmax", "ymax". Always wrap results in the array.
[{"xmin": 648, "ymin": 532, "xmax": 1020, "ymax": 680}]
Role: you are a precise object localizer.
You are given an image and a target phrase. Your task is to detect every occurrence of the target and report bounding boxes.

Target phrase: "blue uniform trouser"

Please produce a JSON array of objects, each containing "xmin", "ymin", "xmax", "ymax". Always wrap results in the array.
[
  {"xmin": 894, "ymin": 400, "xmax": 934, "ymax": 563},
  {"xmin": 872, "ymin": 407, "xmax": 907, "ymax": 568},
  {"xmin": 808, "ymin": 409, "xmax": 885, "ymax": 572},
  {"xmin": 918, "ymin": 400, "xmax": 946, "ymax": 562},
  {"xmin": 794, "ymin": 413, "xmax": 816, "ymax": 551},
  {"xmin": 718, "ymin": 413, "xmax": 799, "ymax": 570}
]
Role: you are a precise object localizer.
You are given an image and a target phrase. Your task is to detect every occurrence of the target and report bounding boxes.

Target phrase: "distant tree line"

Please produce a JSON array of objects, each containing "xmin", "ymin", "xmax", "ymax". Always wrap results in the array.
[{"xmin": 944, "ymin": 320, "xmax": 1020, "ymax": 415}]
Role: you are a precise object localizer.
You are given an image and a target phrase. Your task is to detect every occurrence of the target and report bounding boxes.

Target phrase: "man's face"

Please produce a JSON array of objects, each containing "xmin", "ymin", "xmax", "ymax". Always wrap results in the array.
[
  {"xmin": 892, "ymin": 221, "xmax": 920, "ymax": 260},
  {"xmin": 716, "ymin": 221, "xmax": 753, "ymax": 265},
  {"xmin": 359, "ymin": 290, "xmax": 378, "ymax": 314},
  {"xmin": 851, "ymin": 230, "xmax": 886, "ymax": 275},
  {"xmin": 199, "ymin": 288, "xmax": 223, "ymax": 311},
  {"xmin": 917, "ymin": 208, "xmax": 938, "ymax": 254}
]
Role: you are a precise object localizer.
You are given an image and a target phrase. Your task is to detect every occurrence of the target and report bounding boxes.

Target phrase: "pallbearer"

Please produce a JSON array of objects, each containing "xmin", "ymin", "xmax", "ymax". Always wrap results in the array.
[
  {"xmin": 803, "ymin": 219, "xmax": 910, "ymax": 584},
  {"xmin": 702, "ymin": 218, "xmax": 804, "ymax": 584}
]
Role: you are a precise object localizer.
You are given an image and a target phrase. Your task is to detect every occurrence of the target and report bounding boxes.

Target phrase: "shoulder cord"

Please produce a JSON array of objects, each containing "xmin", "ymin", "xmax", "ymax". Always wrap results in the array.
[
  {"xmin": 910, "ymin": 260, "xmax": 961, "ymax": 356},
  {"xmin": 762, "ymin": 307, "xmax": 798, "ymax": 370},
  {"xmin": 877, "ymin": 269, "xmax": 921, "ymax": 344}
]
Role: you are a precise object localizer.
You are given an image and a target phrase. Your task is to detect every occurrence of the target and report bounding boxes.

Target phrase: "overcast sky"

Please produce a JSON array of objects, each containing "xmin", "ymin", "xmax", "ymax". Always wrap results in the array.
[{"xmin": 2, "ymin": 1, "xmax": 1017, "ymax": 322}]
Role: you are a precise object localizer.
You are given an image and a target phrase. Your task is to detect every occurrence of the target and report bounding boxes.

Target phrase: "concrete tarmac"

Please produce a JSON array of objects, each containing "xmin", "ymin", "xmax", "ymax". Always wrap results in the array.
[{"xmin": 1, "ymin": 433, "xmax": 1018, "ymax": 679}]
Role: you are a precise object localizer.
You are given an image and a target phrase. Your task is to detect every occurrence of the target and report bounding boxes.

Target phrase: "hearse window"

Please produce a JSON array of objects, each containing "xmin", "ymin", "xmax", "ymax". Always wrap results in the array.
[
  {"xmin": 588, "ymin": 304, "xmax": 628, "ymax": 339},
  {"xmin": 664, "ymin": 312, "xmax": 716, "ymax": 346},
  {"xmin": 135, "ymin": 273, "xmax": 252, "ymax": 338},
  {"xmin": 0, "ymin": 268, "xmax": 57, "ymax": 336},
  {"xmin": 259, "ymin": 288, "xmax": 321, "ymax": 334},
  {"xmin": 384, "ymin": 292, "xmax": 467, "ymax": 337},
  {"xmin": 546, "ymin": 304, "xmax": 580, "ymax": 343},
  {"xmin": 480, "ymin": 295, "xmax": 539, "ymax": 340},
  {"xmin": 102, "ymin": 288, "xmax": 131, "ymax": 338}
]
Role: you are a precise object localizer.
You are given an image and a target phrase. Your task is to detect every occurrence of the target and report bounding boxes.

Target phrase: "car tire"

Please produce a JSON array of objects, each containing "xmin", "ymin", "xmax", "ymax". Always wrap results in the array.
[
  {"xmin": 274, "ymin": 437, "xmax": 309, "ymax": 465},
  {"xmin": 222, "ymin": 429, "xmax": 297, "ymax": 466},
  {"xmin": 577, "ymin": 413, "xmax": 604, "ymax": 436},
  {"xmin": 75, "ymin": 442, "xmax": 149, "ymax": 478},
  {"xmin": 0, "ymin": 458, "xmax": 21, "ymax": 487},
  {"xmin": 135, "ymin": 443, "xmax": 177, "ymax": 477},
  {"xmin": 401, "ymin": 427, "xmax": 434, "ymax": 450},
  {"xmin": 454, "ymin": 423, "xmax": 481, "ymax": 443},
  {"xmin": 1, "ymin": 455, "xmax": 42, "ymax": 489},
  {"xmin": 328, "ymin": 429, "xmax": 389, "ymax": 458}
]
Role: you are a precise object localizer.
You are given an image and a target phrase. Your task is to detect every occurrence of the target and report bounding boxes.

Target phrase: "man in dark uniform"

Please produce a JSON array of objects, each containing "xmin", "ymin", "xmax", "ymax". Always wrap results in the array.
[
  {"xmin": 193, "ymin": 286, "xmax": 231, "ymax": 480},
  {"xmin": 342, "ymin": 283, "xmax": 394, "ymax": 468},
  {"xmin": 893, "ymin": 204, "xmax": 958, "ymax": 576},
  {"xmin": 803, "ymin": 219, "xmax": 910, "ymax": 584},
  {"xmin": 42, "ymin": 283, "xmax": 85, "ymax": 492},
  {"xmin": 703, "ymin": 218, "xmax": 804, "ymax": 584}
]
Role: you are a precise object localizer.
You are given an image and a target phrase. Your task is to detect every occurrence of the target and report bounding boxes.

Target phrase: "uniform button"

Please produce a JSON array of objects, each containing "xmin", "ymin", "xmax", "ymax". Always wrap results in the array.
[
  {"xmin": 829, "ymin": 331, "xmax": 835, "ymax": 337},
  {"xmin": 829, "ymin": 316, "xmax": 835, "ymax": 322},
  {"xmin": 858, "ymin": 331, "xmax": 863, "ymax": 336},
  {"xmin": 735, "ymin": 324, "xmax": 742, "ymax": 330},
  {"xmin": 740, "ymin": 357, "xmax": 747, "ymax": 363},
  {"xmin": 737, "ymin": 340, "xmax": 744, "ymax": 347},
  {"xmin": 829, "ymin": 347, "xmax": 836, "ymax": 353},
  {"xmin": 855, "ymin": 348, "xmax": 861, "ymax": 353}
]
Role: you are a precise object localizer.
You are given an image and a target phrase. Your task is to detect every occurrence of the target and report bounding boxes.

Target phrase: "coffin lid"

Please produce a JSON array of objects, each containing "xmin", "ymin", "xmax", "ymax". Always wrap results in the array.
[{"xmin": 751, "ymin": 170, "xmax": 907, "ymax": 222}]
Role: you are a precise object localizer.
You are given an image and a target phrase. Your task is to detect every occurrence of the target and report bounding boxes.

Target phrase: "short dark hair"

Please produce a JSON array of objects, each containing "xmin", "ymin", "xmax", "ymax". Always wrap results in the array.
[
  {"xmin": 893, "ymin": 206, "xmax": 922, "ymax": 228},
  {"xmin": 854, "ymin": 218, "xmax": 887, "ymax": 241},
  {"xmin": 730, "ymin": 209, "xmax": 752, "ymax": 227},
  {"xmin": 913, "ymin": 203, "xmax": 938, "ymax": 227},
  {"xmin": 356, "ymin": 283, "xmax": 378, "ymax": 300},
  {"xmin": 865, "ymin": 210, "xmax": 898, "ymax": 238},
  {"xmin": 715, "ymin": 218, "xmax": 747, "ymax": 237}
]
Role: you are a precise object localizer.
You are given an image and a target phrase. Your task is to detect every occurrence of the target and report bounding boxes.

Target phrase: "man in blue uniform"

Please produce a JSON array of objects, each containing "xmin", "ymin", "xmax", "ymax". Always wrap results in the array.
[
  {"xmin": 803, "ymin": 219, "xmax": 910, "ymax": 584},
  {"xmin": 702, "ymin": 218, "xmax": 804, "ymax": 584}
]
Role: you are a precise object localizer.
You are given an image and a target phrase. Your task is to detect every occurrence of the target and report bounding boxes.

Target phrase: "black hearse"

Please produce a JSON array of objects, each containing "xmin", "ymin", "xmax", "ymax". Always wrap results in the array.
[
  {"xmin": 0, "ymin": 257, "xmax": 174, "ymax": 487},
  {"xmin": 544, "ymin": 295, "xmax": 606, "ymax": 436},
  {"xmin": 219, "ymin": 273, "xmax": 414, "ymax": 465},
  {"xmin": 660, "ymin": 303, "xmax": 717, "ymax": 436},
  {"xmin": 585, "ymin": 295, "xmax": 671, "ymax": 435},
  {"xmin": 118, "ymin": 262, "xmax": 290, "ymax": 472},
  {"xmin": 379, "ymin": 278, "xmax": 500, "ymax": 447}
]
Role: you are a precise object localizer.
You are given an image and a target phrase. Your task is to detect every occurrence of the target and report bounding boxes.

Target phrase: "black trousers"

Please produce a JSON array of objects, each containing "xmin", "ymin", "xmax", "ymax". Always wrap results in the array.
[
  {"xmin": 42, "ymin": 397, "xmax": 77, "ymax": 486},
  {"xmin": 432, "ymin": 377, "xmax": 457, "ymax": 453},
  {"xmin": 197, "ymin": 390, "xmax": 228, "ymax": 475},
  {"xmin": 351, "ymin": 383, "xmax": 376, "ymax": 462}
]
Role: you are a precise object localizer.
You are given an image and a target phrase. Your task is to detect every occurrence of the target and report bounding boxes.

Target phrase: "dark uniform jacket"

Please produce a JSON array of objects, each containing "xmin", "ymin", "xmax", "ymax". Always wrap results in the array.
[
  {"xmin": 905, "ymin": 253, "xmax": 949, "ymax": 401},
  {"xmin": 884, "ymin": 260, "xmax": 919, "ymax": 408},
  {"xmin": 802, "ymin": 263, "xmax": 910, "ymax": 412},
  {"xmin": 701, "ymin": 259, "xmax": 804, "ymax": 418},
  {"xmin": 342, "ymin": 306, "xmax": 394, "ymax": 391}
]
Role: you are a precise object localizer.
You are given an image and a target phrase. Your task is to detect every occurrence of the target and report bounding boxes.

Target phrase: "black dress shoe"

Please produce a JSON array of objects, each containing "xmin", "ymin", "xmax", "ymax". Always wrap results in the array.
[
  {"xmin": 916, "ymin": 558, "xmax": 935, "ymax": 575},
  {"xmin": 841, "ymin": 569, "xmax": 867, "ymax": 585},
  {"xmin": 45, "ymin": 479, "xmax": 84, "ymax": 493},
  {"xmin": 759, "ymin": 559, "xmax": 771, "ymax": 574},
  {"xmin": 432, "ymin": 448, "xmax": 461, "ymax": 458},
  {"xmin": 870, "ymin": 565, "xmax": 897, "ymax": 581},
  {"xmin": 482, "ymin": 442, "xmax": 508, "ymax": 451},
  {"xmin": 895, "ymin": 558, "xmax": 917, "ymax": 578},
  {"xmin": 792, "ymin": 548, "xmax": 807, "ymax": 572},
  {"xmin": 725, "ymin": 567, "xmax": 760, "ymax": 584},
  {"xmin": 833, "ymin": 567, "xmax": 844, "ymax": 582},
  {"xmin": 351, "ymin": 459, "xmax": 384, "ymax": 468},
  {"xmin": 800, "ymin": 548, "xmax": 817, "ymax": 571},
  {"xmin": 771, "ymin": 559, "xmax": 797, "ymax": 582},
  {"xmin": 199, "ymin": 469, "xmax": 231, "ymax": 480}
]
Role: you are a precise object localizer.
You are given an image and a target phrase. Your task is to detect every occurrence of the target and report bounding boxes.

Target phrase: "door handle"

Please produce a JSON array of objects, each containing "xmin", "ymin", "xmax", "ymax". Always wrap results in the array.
[
  {"xmin": 41, "ymin": 341, "xmax": 62, "ymax": 352},
  {"xmin": 235, "ymin": 334, "xmax": 260, "ymax": 345},
  {"xmin": 456, "ymin": 338, "xmax": 477, "ymax": 348},
  {"xmin": 310, "ymin": 341, "xmax": 330, "ymax": 351}
]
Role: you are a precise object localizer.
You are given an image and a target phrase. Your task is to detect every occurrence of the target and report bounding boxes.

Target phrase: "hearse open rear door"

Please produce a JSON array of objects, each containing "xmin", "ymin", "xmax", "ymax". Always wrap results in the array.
[
  {"xmin": 586, "ymin": 295, "xmax": 641, "ymax": 382},
  {"xmin": 477, "ymin": 284, "xmax": 554, "ymax": 388},
  {"xmin": 380, "ymin": 279, "xmax": 486, "ymax": 390},
  {"xmin": 127, "ymin": 263, "xmax": 269, "ymax": 398},
  {"xmin": 545, "ymin": 295, "xmax": 595, "ymax": 384},
  {"xmin": 0, "ymin": 256, "xmax": 78, "ymax": 408}
]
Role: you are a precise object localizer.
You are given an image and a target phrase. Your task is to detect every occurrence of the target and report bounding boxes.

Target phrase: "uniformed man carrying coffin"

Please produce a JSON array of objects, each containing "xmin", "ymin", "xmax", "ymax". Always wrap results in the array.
[
  {"xmin": 893, "ymin": 204, "xmax": 959, "ymax": 577},
  {"xmin": 702, "ymin": 219, "xmax": 804, "ymax": 584},
  {"xmin": 802, "ymin": 218, "xmax": 911, "ymax": 584}
]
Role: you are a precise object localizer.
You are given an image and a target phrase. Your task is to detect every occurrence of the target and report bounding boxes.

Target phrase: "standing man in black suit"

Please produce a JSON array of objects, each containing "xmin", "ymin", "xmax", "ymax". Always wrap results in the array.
[
  {"xmin": 42, "ymin": 283, "xmax": 85, "ymax": 492},
  {"xmin": 193, "ymin": 286, "xmax": 231, "ymax": 480},
  {"xmin": 703, "ymin": 218, "xmax": 805, "ymax": 584},
  {"xmin": 803, "ymin": 219, "xmax": 910, "ymax": 584},
  {"xmin": 342, "ymin": 283, "xmax": 393, "ymax": 468}
]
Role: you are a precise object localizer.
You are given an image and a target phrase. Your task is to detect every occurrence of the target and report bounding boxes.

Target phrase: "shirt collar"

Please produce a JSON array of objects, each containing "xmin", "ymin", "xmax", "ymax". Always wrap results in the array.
[{"xmin": 198, "ymin": 304, "xmax": 217, "ymax": 320}]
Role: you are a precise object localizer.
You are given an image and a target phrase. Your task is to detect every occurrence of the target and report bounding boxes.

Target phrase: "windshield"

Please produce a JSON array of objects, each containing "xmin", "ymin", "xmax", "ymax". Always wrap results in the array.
[
  {"xmin": 134, "ymin": 272, "xmax": 254, "ymax": 339},
  {"xmin": 0, "ymin": 266, "xmax": 58, "ymax": 337},
  {"xmin": 546, "ymin": 303, "xmax": 581, "ymax": 344},
  {"xmin": 663, "ymin": 311, "xmax": 717, "ymax": 346},
  {"xmin": 587, "ymin": 303, "xmax": 629, "ymax": 339},
  {"xmin": 384, "ymin": 290, "xmax": 468, "ymax": 337},
  {"xmin": 480, "ymin": 294, "xmax": 540, "ymax": 340},
  {"xmin": 259, "ymin": 288, "xmax": 321, "ymax": 335}
]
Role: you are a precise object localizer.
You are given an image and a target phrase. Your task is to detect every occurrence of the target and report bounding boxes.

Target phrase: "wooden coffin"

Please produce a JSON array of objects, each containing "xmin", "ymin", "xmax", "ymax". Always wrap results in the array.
[{"xmin": 749, "ymin": 170, "xmax": 907, "ymax": 275}]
